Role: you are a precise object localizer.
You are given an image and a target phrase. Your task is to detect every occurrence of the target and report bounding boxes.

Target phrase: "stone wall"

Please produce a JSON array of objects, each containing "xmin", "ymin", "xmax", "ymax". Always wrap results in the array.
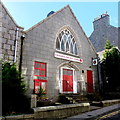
[
  {"xmin": 33, "ymin": 103, "xmax": 90, "ymax": 119},
  {"xmin": 89, "ymin": 14, "xmax": 119, "ymax": 52},
  {"xmin": 1, "ymin": 114, "xmax": 34, "ymax": 120},
  {"xmin": 0, "ymin": 2, "xmax": 23, "ymax": 64},
  {"xmin": 1, "ymin": 103, "xmax": 90, "ymax": 119},
  {"xmin": 0, "ymin": 2, "xmax": 2, "ymax": 60}
]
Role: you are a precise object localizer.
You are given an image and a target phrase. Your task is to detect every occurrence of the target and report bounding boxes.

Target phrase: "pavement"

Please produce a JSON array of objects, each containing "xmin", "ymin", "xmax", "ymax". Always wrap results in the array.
[
  {"xmin": 90, "ymin": 105, "xmax": 102, "ymax": 111},
  {"xmin": 64, "ymin": 103, "xmax": 120, "ymax": 120}
]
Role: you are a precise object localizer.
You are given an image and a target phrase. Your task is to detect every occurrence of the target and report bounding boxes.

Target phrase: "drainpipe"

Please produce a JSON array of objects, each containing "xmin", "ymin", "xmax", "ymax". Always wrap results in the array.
[
  {"xmin": 19, "ymin": 34, "xmax": 25, "ymax": 73},
  {"xmin": 13, "ymin": 28, "xmax": 19, "ymax": 63}
]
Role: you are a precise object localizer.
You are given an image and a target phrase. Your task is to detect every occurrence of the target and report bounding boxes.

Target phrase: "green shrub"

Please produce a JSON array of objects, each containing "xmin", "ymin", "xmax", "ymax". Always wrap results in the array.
[{"xmin": 2, "ymin": 62, "xmax": 30, "ymax": 116}]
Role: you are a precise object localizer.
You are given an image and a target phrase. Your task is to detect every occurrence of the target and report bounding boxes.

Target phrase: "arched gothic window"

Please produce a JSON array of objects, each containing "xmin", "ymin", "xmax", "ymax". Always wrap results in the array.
[{"xmin": 56, "ymin": 29, "xmax": 78, "ymax": 55}]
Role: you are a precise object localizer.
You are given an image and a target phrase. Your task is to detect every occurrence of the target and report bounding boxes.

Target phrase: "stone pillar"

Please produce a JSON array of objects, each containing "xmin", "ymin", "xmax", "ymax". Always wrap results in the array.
[{"xmin": 31, "ymin": 94, "xmax": 37, "ymax": 108}]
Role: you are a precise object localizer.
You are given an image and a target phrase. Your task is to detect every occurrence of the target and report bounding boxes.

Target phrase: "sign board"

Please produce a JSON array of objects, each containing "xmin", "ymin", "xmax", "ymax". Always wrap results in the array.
[
  {"xmin": 92, "ymin": 59, "xmax": 98, "ymax": 65},
  {"xmin": 54, "ymin": 52, "xmax": 83, "ymax": 63}
]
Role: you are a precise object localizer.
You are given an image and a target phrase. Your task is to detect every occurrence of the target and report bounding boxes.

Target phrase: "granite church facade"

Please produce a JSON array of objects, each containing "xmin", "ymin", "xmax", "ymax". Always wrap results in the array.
[{"xmin": 1, "ymin": 2, "xmax": 98, "ymax": 101}]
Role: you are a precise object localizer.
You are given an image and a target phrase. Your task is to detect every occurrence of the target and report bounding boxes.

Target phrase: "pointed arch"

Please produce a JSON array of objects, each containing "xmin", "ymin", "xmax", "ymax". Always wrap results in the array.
[
  {"xmin": 56, "ymin": 37, "xmax": 60, "ymax": 50},
  {"xmin": 56, "ymin": 27, "xmax": 79, "ymax": 55},
  {"xmin": 74, "ymin": 43, "xmax": 78, "ymax": 55}
]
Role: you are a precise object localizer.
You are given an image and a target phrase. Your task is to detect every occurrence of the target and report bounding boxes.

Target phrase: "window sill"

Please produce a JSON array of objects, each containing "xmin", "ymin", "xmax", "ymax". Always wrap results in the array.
[{"xmin": 55, "ymin": 49, "xmax": 80, "ymax": 58}]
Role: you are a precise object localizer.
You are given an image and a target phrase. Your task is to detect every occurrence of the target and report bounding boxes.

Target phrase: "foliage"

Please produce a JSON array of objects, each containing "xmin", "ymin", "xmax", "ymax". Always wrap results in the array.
[
  {"xmin": 2, "ymin": 62, "xmax": 30, "ymax": 116},
  {"xmin": 104, "ymin": 40, "xmax": 113, "ymax": 50},
  {"xmin": 36, "ymin": 87, "xmax": 54, "ymax": 107},
  {"xmin": 36, "ymin": 87, "xmax": 46, "ymax": 99},
  {"xmin": 102, "ymin": 40, "xmax": 120, "ymax": 92},
  {"xmin": 37, "ymin": 97, "xmax": 54, "ymax": 107}
]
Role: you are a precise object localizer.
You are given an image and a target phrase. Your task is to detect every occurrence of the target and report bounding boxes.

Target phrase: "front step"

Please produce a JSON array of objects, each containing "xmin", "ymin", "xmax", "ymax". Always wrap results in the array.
[
  {"xmin": 66, "ymin": 94, "xmax": 88, "ymax": 101},
  {"xmin": 59, "ymin": 94, "xmax": 88, "ymax": 104}
]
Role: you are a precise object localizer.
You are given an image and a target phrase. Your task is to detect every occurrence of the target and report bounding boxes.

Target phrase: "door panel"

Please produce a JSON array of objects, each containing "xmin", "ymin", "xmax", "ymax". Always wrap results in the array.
[
  {"xmin": 87, "ymin": 70, "xmax": 94, "ymax": 93},
  {"xmin": 63, "ymin": 69, "xmax": 73, "ymax": 92}
]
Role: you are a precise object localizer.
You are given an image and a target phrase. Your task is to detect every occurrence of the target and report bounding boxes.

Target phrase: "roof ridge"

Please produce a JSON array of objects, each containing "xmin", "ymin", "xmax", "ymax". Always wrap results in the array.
[
  {"xmin": 24, "ymin": 4, "xmax": 97, "ymax": 54},
  {"xmin": 68, "ymin": 5, "xmax": 97, "ymax": 54},
  {"xmin": 24, "ymin": 5, "xmax": 70, "ymax": 33}
]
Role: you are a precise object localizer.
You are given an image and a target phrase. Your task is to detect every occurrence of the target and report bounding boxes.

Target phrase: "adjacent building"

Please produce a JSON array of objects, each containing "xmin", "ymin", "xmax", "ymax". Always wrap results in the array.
[
  {"xmin": 89, "ymin": 13, "xmax": 119, "ymax": 93},
  {"xmin": 0, "ymin": 2, "xmax": 24, "ymax": 65},
  {"xmin": 89, "ymin": 13, "xmax": 119, "ymax": 53}
]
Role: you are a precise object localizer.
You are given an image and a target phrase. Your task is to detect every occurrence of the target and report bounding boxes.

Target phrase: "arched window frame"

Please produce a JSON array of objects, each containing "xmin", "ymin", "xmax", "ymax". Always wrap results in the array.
[{"xmin": 56, "ymin": 29, "xmax": 78, "ymax": 55}]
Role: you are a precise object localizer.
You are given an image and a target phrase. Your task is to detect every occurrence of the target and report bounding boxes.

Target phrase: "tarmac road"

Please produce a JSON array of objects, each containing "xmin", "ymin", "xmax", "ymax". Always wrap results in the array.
[{"xmin": 96, "ymin": 110, "xmax": 120, "ymax": 120}]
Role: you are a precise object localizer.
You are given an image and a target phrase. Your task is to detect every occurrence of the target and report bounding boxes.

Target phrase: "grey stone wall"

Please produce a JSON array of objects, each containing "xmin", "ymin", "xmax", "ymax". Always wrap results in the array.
[
  {"xmin": 33, "ymin": 103, "xmax": 90, "ymax": 119},
  {"xmin": 1, "ymin": 103, "xmax": 90, "ymax": 119},
  {"xmin": 22, "ymin": 6, "xmax": 98, "ymax": 98},
  {"xmin": 0, "ymin": 2, "xmax": 23, "ymax": 64},
  {"xmin": 89, "ymin": 14, "xmax": 118, "ymax": 52}
]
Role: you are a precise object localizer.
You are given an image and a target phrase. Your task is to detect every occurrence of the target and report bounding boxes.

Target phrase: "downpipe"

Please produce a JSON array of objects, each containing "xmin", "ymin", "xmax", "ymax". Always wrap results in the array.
[{"xmin": 13, "ymin": 27, "xmax": 19, "ymax": 63}]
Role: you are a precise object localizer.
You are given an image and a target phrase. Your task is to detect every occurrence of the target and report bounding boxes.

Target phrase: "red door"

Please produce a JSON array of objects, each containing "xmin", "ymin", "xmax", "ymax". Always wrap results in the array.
[
  {"xmin": 63, "ymin": 69, "xmax": 73, "ymax": 92},
  {"xmin": 87, "ymin": 70, "xmax": 94, "ymax": 93}
]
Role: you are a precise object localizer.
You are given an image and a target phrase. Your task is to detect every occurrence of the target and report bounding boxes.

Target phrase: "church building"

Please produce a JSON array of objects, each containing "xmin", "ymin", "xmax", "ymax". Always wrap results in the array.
[{"xmin": 1, "ymin": 2, "xmax": 98, "ymax": 101}]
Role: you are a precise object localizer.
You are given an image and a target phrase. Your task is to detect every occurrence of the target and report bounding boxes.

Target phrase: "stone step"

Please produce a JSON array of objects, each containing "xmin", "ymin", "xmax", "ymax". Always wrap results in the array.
[
  {"xmin": 66, "ymin": 96, "xmax": 88, "ymax": 101},
  {"xmin": 59, "ymin": 94, "xmax": 88, "ymax": 104}
]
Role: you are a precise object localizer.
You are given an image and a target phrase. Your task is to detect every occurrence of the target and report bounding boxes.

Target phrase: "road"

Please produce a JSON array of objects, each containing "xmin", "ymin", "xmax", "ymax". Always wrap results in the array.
[{"xmin": 96, "ymin": 109, "xmax": 120, "ymax": 120}]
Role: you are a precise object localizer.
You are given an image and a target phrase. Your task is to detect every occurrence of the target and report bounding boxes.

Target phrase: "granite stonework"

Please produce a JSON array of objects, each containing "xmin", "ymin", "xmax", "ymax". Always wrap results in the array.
[
  {"xmin": 33, "ymin": 103, "xmax": 90, "ymax": 119},
  {"xmin": 0, "ymin": 2, "xmax": 24, "ymax": 64},
  {"xmin": 89, "ymin": 13, "xmax": 119, "ymax": 52},
  {"xmin": 22, "ymin": 5, "xmax": 98, "ymax": 98},
  {"xmin": 1, "ymin": 2, "xmax": 98, "ymax": 103}
]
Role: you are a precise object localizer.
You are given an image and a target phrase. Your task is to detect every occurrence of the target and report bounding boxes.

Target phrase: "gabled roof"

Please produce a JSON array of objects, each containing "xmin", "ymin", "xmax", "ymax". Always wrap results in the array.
[
  {"xmin": 1, "ymin": 1, "xmax": 24, "ymax": 29},
  {"xmin": 24, "ymin": 5, "xmax": 97, "ymax": 54},
  {"xmin": 25, "ymin": 5, "xmax": 70, "ymax": 33}
]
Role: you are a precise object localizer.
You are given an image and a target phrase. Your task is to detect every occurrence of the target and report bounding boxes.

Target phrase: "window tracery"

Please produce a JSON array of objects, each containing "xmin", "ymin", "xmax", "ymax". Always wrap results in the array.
[{"xmin": 56, "ymin": 29, "xmax": 78, "ymax": 55}]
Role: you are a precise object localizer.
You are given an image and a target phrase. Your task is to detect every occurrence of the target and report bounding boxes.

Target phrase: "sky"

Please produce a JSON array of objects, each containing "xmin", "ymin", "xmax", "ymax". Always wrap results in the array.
[{"xmin": 2, "ymin": 2, "xmax": 118, "ymax": 37}]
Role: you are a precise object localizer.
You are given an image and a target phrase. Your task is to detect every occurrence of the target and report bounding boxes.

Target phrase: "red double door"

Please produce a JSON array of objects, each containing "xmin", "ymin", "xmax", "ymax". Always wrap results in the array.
[
  {"xmin": 87, "ymin": 70, "xmax": 94, "ymax": 93},
  {"xmin": 63, "ymin": 69, "xmax": 73, "ymax": 92}
]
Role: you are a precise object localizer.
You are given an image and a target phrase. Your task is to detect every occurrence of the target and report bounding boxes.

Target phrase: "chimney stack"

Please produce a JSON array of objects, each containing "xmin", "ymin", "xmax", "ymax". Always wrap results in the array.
[{"xmin": 93, "ymin": 12, "xmax": 110, "ymax": 30}]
